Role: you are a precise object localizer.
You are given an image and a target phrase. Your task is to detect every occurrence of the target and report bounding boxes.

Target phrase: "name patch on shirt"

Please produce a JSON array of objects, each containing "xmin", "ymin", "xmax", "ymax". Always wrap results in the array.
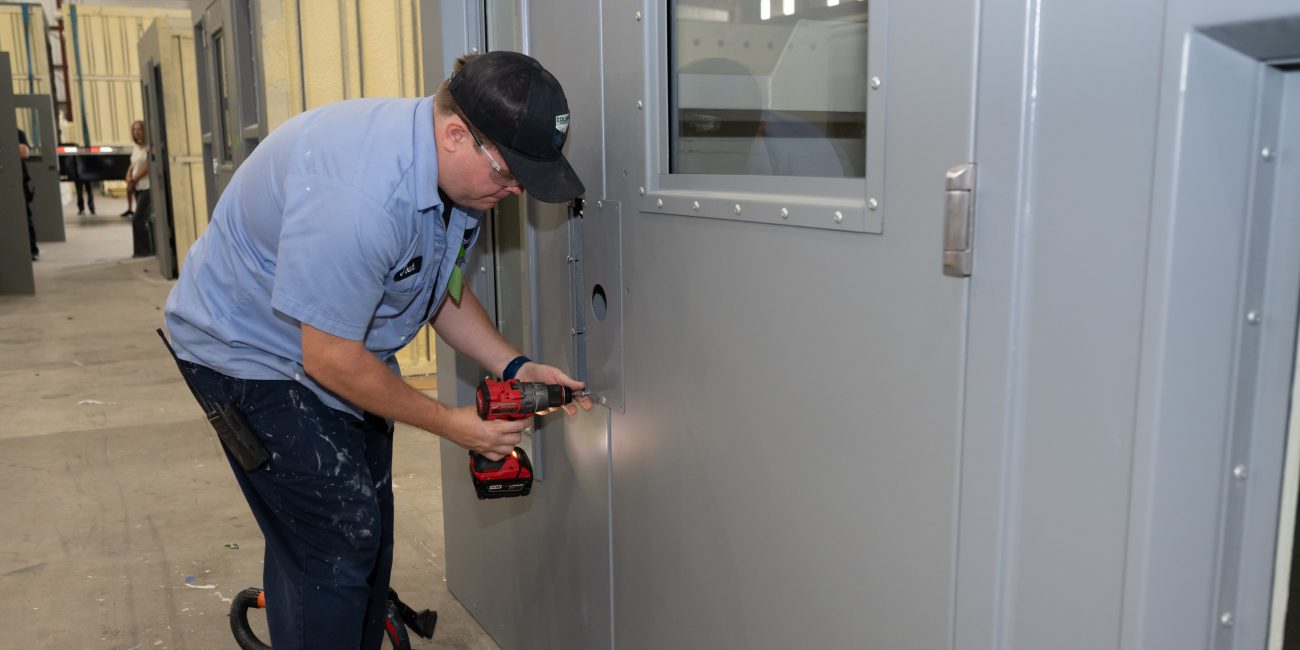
[{"xmin": 394, "ymin": 256, "xmax": 422, "ymax": 281}]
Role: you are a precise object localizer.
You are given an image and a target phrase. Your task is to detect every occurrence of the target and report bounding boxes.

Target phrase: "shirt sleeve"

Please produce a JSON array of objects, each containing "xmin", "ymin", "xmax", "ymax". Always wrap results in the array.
[
  {"xmin": 270, "ymin": 174, "xmax": 403, "ymax": 340},
  {"xmin": 17, "ymin": 129, "xmax": 28, "ymax": 146}
]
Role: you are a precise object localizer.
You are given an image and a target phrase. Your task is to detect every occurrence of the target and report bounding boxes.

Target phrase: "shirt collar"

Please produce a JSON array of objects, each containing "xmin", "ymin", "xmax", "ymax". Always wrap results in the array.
[
  {"xmin": 414, "ymin": 95, "xmax": 440, "ymax": 212},
  {"xmin": 418, "ymin": 95, "xmax": 484, "ymax": 227}
]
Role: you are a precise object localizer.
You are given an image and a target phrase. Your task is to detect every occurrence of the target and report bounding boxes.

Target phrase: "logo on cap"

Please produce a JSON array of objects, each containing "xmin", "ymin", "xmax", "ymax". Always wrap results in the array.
[{"xmin": 555, "ymin": 114, "xmax": 570, "ymax": 134}]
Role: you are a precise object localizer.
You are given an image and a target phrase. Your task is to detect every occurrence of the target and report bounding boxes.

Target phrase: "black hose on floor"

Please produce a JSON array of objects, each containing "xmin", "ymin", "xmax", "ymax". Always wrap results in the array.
[{"xmin": 229, "ymin": 587, "xmax": 272, "ymax": 650}]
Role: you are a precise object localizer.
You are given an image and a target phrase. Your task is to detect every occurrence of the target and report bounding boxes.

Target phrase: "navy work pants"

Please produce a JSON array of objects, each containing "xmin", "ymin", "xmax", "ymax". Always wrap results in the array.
[
  {"xmin": 132, "ymin": 189, "xmax": 154, "ymax": 257},
  {"xmin": 181, "ymin": 361, "xmax": 395, "ymax": 650}
]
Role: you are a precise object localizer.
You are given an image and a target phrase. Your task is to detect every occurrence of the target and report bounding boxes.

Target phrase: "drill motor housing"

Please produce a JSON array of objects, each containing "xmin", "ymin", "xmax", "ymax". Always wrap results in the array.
[{"xmin": 476, "ymin": 377, "xmax": 574, "ymax": 421}]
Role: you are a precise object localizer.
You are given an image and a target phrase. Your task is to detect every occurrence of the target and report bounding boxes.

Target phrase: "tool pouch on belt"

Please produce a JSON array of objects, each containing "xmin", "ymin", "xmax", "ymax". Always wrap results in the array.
[
  {"xmin": 156, "ymin": 329, "xmax": 269, "ymax": 472},
  {"xmin": 204, "ymin": 402, "xmax": 269, "ymax": 472}
]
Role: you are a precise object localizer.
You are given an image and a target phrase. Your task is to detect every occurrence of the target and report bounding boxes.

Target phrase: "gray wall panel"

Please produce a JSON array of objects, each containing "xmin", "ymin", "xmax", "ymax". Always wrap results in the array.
[
  {"xmin": 1005, "ymin": 0, "xmax": 1166, "ymax": 645},
  {"xmin": 960, "ymin": 1, "xmax": 1300, "ymax": 649}
]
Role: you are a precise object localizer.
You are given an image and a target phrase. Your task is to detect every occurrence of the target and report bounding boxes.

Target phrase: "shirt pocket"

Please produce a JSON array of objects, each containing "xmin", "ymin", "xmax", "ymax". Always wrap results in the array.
[{"xmin": 382, "ymin": 236, "xmax": 425, "ymax": 295}]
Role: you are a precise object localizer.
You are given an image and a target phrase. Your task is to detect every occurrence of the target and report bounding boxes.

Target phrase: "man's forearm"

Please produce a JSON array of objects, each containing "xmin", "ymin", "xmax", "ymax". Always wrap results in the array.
[
  {"xmin": 431, "ymin": 286, "xmax": 521, "ymax": 376},
  {"xmin": 303, "ymin": 331, "xmax": 451, "ymax": 433}
]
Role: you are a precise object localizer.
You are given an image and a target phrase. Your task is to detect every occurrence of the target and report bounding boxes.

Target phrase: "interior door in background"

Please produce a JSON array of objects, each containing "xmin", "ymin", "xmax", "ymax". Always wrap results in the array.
[
  {"xmin": 1, "ymin": 54, "xmax": 35, "ymax": 295},
  {"xmin": 140, "ymin": 57, "xmax": 176, "ymax": 279},
  {"xmin": 192, "ymin": 0, "xmax": 261, "ymax": 213},
  {"xmin": 14, "ymin": 94, "xmax": 64, "ymax": 243}
]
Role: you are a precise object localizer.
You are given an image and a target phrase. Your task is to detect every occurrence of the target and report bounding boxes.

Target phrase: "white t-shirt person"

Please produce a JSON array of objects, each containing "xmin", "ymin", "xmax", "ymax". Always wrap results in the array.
[{"xmin": 128, "ymin": 143, "xmax": 149, "ymax": 191}]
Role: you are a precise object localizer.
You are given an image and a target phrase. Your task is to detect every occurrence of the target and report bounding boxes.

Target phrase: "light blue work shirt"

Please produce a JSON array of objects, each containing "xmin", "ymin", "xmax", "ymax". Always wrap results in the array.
[{"xmin": 164, "ymin": 96, "xmax": 481, "ymax": 417}]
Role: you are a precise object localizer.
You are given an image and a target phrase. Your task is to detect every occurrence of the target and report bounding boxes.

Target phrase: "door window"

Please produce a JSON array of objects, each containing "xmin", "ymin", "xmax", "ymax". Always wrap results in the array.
[
  {"xmin": 669, "ymin": 0, "xmax": 868, "ymax": 177},
  {"xmin": 485, "ymin": 0, "xmax": 523, "ymax": 53}
]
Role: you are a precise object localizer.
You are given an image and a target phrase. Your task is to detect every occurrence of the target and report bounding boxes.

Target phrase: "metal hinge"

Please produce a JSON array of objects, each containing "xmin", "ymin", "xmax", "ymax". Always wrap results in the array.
[
  {"xmin": 567, "ymin": 197, "xmax": 588, "ymax": 382},
  {"xmin": 943, "ymin": 163, "xmax": 976, "ymax": 277}
]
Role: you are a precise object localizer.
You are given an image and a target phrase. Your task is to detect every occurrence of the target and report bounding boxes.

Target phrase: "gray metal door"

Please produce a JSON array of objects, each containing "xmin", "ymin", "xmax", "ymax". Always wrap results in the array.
[
  {"xmin": 596, "ymin": 2, "xmax": 974, "ymax": 646},
  {"xmin": 14, "ymin": 94, "xmax": 64, "ymax": 243},
  {"xmin": 139, "ymin": 55, "xmax": 177, "ymax": 279},
  {"xmin": 1, "ymin": 53, "xmax": 35, "ymax": 295},
  {"xmin": 439, "ymin": 0, "xmax": 979, "ymax": 647},
  {"xmin": 193, "ymin": 0, "xmax": 262, "ymax": 213}
]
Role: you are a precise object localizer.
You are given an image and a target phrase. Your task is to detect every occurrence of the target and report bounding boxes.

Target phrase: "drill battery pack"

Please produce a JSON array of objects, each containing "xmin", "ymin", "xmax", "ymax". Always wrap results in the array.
[{"xmin": 469, "ymin": 446, "xmax": 533, "ymax": 499}]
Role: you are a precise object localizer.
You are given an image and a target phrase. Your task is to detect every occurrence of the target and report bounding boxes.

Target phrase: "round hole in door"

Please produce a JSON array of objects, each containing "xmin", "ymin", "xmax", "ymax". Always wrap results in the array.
[{"xmin": 591, "ymin": 284, "xmax": 608, "ymax": 322}]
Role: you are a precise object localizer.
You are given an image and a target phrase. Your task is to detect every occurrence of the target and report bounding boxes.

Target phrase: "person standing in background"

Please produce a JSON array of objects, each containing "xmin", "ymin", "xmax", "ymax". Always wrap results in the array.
[
  {"xmin": 125, "ymin": 120, "xmax": 153, "ymax": 257},
  {"xmin": 59, "ymin": 142, "xmax": 98, "ymax": 216},
  {"xmin": 18, "ymin": 129, "xmax": 39, "ymax": 261}
]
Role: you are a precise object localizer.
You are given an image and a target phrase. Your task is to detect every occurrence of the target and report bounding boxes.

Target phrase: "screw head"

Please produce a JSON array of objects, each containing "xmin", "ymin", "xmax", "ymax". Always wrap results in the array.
[
  {"xmin": 1247, "ymin": 310, "xmax": 1262, "ymax": 325},
  {"xmin": 870, "ymin": 76, "xmax": 882, "ymax": 89},
  {"xmin": 1262, "ymin": 147, "xmax": 1274, "ymax": 161},
  {"xmin": 692, "ymin": 200, "xmax": 700, "ymax": 210},
  {"xmin": 639, "ymin": 186, "xmax": 646, "ymax": 196},
  {"xmin": 833, "ymin": 210, "xmax": 844, "ymax": 223},
  {"xmin": 656, "ymin": 198, "xmax": 664, "ymax": 208},
  {"xmin": 599, "ymin": 395, "xmax": 608, "ymax": 405},
  {"xmin": 596, "ymin": 200, "xmax": 603, "ymax": 208},
  {"xmin": 868, "ymin": 198, "xmax": 879, "ymax": 211},
  {"xmin": 635, "ymin": 11, "xmax": 642, "ymax": 21},
  {"xmin": 1233, "ymin": 465, "xmax": 1248, "ymax": 480},
  {"xmin": 733, "ymin": 203, "xmax": 742, "ymax": 214},
  {"xmin": 1219, "ymin": 612, "xmax": 1234, "ymax": 627},
  {"xmin": 479, "ymin": 266, "xmax": 487, "ymax": 273},
  {"xmin": 635, "ymin": 100, "xmax": 644, "ymax": 110},
  {"xmin": 780, "ymin": 207, "xmax": 789, "ymax": 219}
]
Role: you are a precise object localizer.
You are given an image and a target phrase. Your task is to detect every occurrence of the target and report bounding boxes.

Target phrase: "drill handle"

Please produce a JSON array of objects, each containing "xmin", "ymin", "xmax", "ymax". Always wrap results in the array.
[{"xmin": 470, "ymin": 451, "xmax": 507, "ymax": 472}]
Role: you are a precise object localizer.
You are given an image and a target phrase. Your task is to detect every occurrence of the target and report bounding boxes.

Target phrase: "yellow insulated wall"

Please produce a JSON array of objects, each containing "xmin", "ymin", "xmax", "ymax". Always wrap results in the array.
[
  {"xmin": 253, "ymin": 0, "xmax": 434, "ymax": 377},
  {"xmin": 0, "ymin": 4, "xmax": 50, "ymax": 97},
  {"xmin": 142, "ymin": 17, "xmax": 208, "ymax": 269},
  {"xmin": 64, "ymin": 4, "xmax": 188, "ymax": 146},
  {"xmin": 259, "ymin": 0, "xmax": 423, "ymax": 131}
]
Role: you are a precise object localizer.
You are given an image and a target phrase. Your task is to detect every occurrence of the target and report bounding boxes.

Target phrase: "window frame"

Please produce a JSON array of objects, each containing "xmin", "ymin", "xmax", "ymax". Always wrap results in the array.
[{"xmin": 642, "ymin": 0, "xmax": 887, "ymax": 234}]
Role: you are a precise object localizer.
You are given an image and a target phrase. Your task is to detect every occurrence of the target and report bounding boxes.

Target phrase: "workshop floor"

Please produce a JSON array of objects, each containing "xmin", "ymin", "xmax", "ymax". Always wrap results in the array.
[{"xmin": 0, "ymin": 193, "xmax": 498, "ymax": 649}]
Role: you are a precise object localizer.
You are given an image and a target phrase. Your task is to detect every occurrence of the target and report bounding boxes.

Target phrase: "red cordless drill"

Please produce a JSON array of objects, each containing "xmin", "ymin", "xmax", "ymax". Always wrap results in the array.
[{"xmin": 469, "ymin": 377, "xmax": 583, "ymax": 500}]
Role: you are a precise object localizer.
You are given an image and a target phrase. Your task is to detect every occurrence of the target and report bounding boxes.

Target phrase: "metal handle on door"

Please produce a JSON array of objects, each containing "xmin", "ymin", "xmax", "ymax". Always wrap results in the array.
[{"xmin": 943, "ymin": 163, "xmax": 976, "ymax": 278}]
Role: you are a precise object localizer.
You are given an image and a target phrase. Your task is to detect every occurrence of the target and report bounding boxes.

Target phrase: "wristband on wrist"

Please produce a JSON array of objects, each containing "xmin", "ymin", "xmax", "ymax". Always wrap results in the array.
[{"xmin": 502, "ymin": 355, "xmax": 531, "ymax": 380}]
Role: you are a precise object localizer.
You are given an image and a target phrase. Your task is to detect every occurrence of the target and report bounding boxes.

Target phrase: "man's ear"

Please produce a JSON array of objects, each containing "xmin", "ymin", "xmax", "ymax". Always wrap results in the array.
[{"xmin": 441, "ymin": 117, "xmax": 470, "ymax": 153}]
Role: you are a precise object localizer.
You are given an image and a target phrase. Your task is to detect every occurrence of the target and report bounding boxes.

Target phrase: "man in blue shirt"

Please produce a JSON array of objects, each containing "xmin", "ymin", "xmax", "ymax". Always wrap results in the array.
[{"xmin": 163, "ymin": 52, "xmax": 588, "ymax": 649}]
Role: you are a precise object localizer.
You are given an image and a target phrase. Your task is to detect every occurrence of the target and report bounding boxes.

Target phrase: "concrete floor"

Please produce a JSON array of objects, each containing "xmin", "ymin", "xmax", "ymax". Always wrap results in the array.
[{"xmin": 0, "ymin": 194, "xmax": 498, "ymax": 649}]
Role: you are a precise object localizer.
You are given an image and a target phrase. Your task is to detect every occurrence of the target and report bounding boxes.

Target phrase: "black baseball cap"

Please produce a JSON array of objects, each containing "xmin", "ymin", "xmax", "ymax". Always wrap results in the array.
[{"xmin": 448, "ymin": 51, "xmax": 585, "ymax": 203}]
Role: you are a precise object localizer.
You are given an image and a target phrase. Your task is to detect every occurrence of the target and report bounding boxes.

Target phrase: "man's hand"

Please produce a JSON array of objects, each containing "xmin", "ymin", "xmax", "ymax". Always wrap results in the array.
[
  {"xmin": 441, "ymin": 404, "xmax": 530, "ymax": 461},
  {"xmin": 514, "ymin": 362, "xmax": 594, "ymax": 415},
  {"xmin": 301, "ymin": 324, "xmax": 538, "ymax": 460}
]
